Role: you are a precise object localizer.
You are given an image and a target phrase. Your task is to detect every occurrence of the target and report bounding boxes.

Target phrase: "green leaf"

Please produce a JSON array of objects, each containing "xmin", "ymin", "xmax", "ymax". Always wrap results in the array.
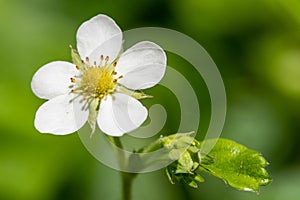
[{"xmin": 199, "ymin": 138, "xmax": 272, "ymax": 193}]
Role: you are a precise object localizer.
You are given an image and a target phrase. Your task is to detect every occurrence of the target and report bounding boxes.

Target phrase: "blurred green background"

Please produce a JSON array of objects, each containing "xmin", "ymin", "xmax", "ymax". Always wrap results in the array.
[{"xmin": 1, "ymin": 0, "xmax": 300, "ymax": 199}]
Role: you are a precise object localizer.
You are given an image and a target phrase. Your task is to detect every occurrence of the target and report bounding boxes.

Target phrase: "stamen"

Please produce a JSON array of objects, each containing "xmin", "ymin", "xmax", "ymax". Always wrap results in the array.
[
  {"xmin": 84, "ymin": 100, "xmax": 91, "ymax": 111},
  {"xmin": 81, "ymin": 102, "xmax": 88, "ymax": 111},
  {"xmin": 69, "ymin": 94, "xmax": 80, "ymax": 103},
  {"xmin": 105, "ymin": 56, "xmax": 109, "ymax": 65},
  {"xmin": 99, "ymin": 55, "xmax": 104, "ymax": 66},
  {"xmin": 74, "ymin": 74, "xmax": 82, "ymax": 78},
  {"xmin": 70, "ymin": 77, "xmax": 76, "ymax": 83},
  {"xmin": 71, "ymin": 57, "xmax": 119, "ymax": 107},
  {"xmin": 79, "ymin": 97, "xmax": 87, "ymax": 103},
  {"xmin": 113, "ymin": 75, "xmax": 123, "ymax": 83}
]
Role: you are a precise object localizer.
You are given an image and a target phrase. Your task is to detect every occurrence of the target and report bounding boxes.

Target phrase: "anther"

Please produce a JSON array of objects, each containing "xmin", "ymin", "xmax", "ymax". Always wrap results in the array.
[
  {"xmin": 99, "ymin": 55, "xmax": 104, "ymax": 66},
  {"xmin": 113, "ymin": 71, "xmax": 117, "ymax": 75},
  {"xmin": 76, "ymin": 65, "xmax": 80, "ymax": 70},
  {"xmin": 113, "ymin": 75, "xmax": 123, "ymax": 83},
  {"xmin": 94, "ymin": 61, "xmax": 97, "ymax": 66},
  {"xmin": 85, "ymin": 57, "xmax": 89, "ymax": 62},
  {"xmin": 113, "ymin": 62, "xmax": 117, "ymax": 67},
  {"xmin": 70, "ymin": 77, "xmax": 76, "ymax": 83},
  {"xmin": 105, "ymin": 56, "xmax": 109, "ymax": 65},
  {"xmin": 71, "ymin": 89, "xmax": 75, "ymax": 93},
  {"xmin": 81, "ymin": 60, "xmax": 85, "ymax": 64}
]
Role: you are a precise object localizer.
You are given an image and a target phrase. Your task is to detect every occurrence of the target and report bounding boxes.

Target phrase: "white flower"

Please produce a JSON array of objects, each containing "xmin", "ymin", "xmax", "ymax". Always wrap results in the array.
[{"xmin": 31, "ymin": 14, "xmax": 166, "ymax": 137}]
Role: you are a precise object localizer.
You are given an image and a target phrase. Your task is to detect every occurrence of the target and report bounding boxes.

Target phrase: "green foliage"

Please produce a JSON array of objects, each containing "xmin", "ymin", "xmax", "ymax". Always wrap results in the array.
[
  {"xmin": 165, "ymin": 136, "xmax": 271, "ymax": 193},
  {"xmin": 200, "ymin": 138, "xmax": 272, "ymax": 193}
]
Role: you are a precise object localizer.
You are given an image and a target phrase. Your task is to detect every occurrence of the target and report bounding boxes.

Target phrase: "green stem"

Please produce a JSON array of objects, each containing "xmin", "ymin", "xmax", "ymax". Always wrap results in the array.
[
  {"xmin": 121, "ymin": 172, "xmax": 136, "ymax": 200},
  {"xmin": 108, "ymin": 136, "xmax": 136, "ymax": 200},
  {"xmin": 107, "ymin": 136, "xmax": 126, "ymax": 168}
]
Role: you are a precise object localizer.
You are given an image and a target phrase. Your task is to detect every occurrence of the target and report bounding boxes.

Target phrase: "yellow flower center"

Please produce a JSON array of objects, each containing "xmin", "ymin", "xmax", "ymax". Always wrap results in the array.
[
  {"xmin": 80, "ymin": 66, "xmax": 116, "ymax": 98},
  {"xmin": 70, "ymin": 55, "xmax": 123, "ymax": 101}
]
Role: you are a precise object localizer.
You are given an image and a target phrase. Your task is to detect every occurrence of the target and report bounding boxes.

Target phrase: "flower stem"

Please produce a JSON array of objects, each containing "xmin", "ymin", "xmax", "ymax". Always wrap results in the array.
[
  {"xmin": 121, "ymin": 171, "xmax": 136, "ymax": 200},
  {"xmin": 108, "ymin": 136, "xmax": 136, "ymax": 200}
]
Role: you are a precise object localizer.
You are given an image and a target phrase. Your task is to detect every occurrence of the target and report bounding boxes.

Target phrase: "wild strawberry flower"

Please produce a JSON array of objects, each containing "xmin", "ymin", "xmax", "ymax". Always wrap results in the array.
[{"xmin": 31, "ymin": 14, "xmax": 166, "ymax": 136}]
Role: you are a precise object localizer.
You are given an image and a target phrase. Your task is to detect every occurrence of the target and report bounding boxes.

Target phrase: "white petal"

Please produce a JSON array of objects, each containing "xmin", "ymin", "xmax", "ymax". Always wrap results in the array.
[
  {"xmin": 34, "ymin": 94, "xmax": 89, "ymax": 135},
  {"xmin": 76, "ymin": 14, "xmax": 122, "ymax": 64},
  {"xmin": 31, "ymin": 61, "xmax": 76, "ymax": 99},
  {"xmin": 115, "ymin": 41, "xmax": 166, "ymax": 89},
  {"xmin": 97, "ymin": 93, "xmax": 148, "ymax": 136}
]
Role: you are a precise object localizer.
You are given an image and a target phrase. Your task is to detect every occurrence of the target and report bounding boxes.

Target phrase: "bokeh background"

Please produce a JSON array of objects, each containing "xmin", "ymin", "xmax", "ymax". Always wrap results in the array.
[{"xmin": 1, "ymin": 0, "xmax": 300, "ymax": 199}]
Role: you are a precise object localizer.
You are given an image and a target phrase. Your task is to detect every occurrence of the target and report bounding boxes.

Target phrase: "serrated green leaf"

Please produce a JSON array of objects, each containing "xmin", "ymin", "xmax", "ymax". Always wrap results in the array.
[{"xmin": 200, "ymin": 138, "xmax": 272, "ymax": 193}]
